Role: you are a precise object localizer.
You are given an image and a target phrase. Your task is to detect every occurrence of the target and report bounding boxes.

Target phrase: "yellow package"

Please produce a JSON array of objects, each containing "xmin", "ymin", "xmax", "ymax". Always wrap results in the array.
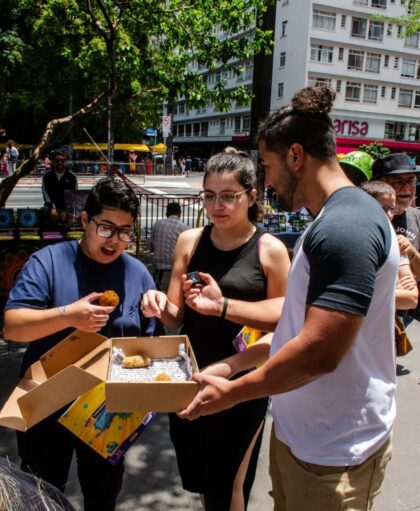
[{"xmin": 59, "ymin": 383, "xmax": 155, "ymax": 465}]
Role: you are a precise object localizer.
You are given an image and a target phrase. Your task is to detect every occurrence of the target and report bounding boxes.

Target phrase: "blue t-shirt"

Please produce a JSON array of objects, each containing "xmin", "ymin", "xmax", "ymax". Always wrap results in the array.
[{"xmin": 5, "ymin": 240, "xmax": 157, "ymax": 374}]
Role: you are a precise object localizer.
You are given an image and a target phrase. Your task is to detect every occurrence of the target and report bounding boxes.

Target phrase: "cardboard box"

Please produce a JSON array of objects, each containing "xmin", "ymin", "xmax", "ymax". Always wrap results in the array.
[{"xmin": 0, "ymin": 331, "xmax": 199, "ymax": 432}]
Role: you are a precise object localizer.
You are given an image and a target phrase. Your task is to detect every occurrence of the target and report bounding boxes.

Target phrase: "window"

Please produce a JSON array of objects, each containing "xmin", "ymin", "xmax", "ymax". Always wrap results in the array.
[
  {"xmin": 179, "ymin": 103, "xmax": 185, "ymax": 114},
  {"xmin": 371, "ymin": 0, "xmax": 387, "ymax": 8},
  {"xmin": 417, "ymin": 63, "xmax": 420, "ymax": 79},
  {"xmin": 173, "ymin": 105, "xmax": 178, "ymax": 115},
  {"xmin": 281, "ymin": 20, "xmax": 288, "ymax": 37},
  {"xmin": 345, "ymin": 81, "xmax": 362, "ymax": 102},
  {"xmin": 348, "ymin": 50, "xmax": 364, "ymax": 70},
  {"xmin": 354, "ymin": 0, "xmax": 368, "ymax": 4},
  {"xmin": 177, "ymin": 124, "xmax": 184, "ymax": 137},
  {"xmin": 279, "ymin": 52, "xmax": 286, "ymax": 67},
  {"xmin": 193, "ymin": 123, "xmax": 200, "ymax": 136},
  {"xmin": 220, "ymin": 118, "xmax": 226, "ymax": 135},
  {"xmin": 234, "ymin": 116, "xmax": 241, "ymax": 133},
  {"xmin": 278, "ymin": 82, "xmax": 284, "ymax": 97},
  {"xmin": 363, "ymin": 84, "xmax": 378, "ymax": 103},
  {"xmin": 385, "ymin": 122, "xmax": 395, "ymax": 139},
  {"xmin": 308, "ymin": 76, "xmax": 332, "ymax": 87},
  {"xmin": 399, "ymin": 89, "xmax": 413, "ymax": 107},
  {"xmin": 351, "ymin": 17, "xmax": 367, "ymax": 38},
  {"xmin": 310, "ymin": 44, "xmax": 333, "ymax": 63},
  {"xmin": 243, "ymin": 116, "xmax": 250, "ymax": 132},
  {"xmin": 338, "ymin": 47, "xmax": 344, "ymax": 61},
  {"xmin": 201, "ymin": 121, "xmax": 209, "ymax": 136},
  {"xmin": 368, "ymin": 21, "xmax": 384, "ymax": 40},
  {"xmin": 341, "ymin": 15, "xmax": 346, "ymax": 28},
  {"xmin": 394, "ymin": 56, "xmax": 399, "ymax": 69},
  {"xmin": 336, "ymin": 79, "xmax": 342, "ymax": 92},
  {"xmin": 415, "ymin": 91, "xmax": 420, "ymax": 109},
  {"xmin": 387, "ymin": 23, "xmax": 393, "ymax": 36},
  {"xmin": 381, "ymin": 86, "xmax": 386, "ymax": 98},
  {"xmin": 391, "ymin": 87, "xmax": 396, "ymax": 99},
  {"xmin": 185, "ymin": 123, "xmax": 192, "ymax": 136},
  {"xmin": 401, "ymin": 58, "xmax": 416, "ymax": 77},
  {"xmin": 245, "ymin": 61, "xmax": 253, "ymax": 79},
  {"xmin": 365, "ymin": 52, "xmax": 381, "ymax": 73},
  {"xmin": 173, "ymin": 125, "xmax": 178, "ymax": 137},
  {"xmin": 312, "ymin": 9, "xmax": 336, "ymax": 31},
  {"xmin": 405, "ymin": 33, "xmax": 419, "ymax": 48},
  {"xmin": 384, "ymin": 54, "xmax": 389, "ymax": 67}
]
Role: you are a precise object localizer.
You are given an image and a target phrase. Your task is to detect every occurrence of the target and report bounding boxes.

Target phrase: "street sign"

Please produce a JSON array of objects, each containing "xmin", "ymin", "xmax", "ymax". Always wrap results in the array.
[
  {"xmin": 162, "ymin": 115, "xmax": 171, "ymax": 137},
  {"xmin": 145, "ymin": 128, "xmax": 157, "ymax": 137}
]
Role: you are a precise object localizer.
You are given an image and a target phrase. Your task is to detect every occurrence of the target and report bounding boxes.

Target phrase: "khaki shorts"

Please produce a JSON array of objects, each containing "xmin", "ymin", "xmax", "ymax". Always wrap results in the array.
[{"xmin": 269, "ymin": 425, "xmax": 392, "ymax": 511}]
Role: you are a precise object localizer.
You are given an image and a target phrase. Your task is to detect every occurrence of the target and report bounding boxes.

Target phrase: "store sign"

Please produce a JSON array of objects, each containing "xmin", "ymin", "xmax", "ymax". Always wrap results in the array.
[{"xmin": 334, "ymin": 119, "xmax": 369, "ymax": 137}]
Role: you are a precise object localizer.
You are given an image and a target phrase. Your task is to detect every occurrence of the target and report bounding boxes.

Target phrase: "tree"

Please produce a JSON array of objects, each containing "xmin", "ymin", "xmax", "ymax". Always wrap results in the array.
[
  {"xmin": 0, "ymin": 0, "xmax": 274, "ymax": 204},
  {"xmin": 375, "ymin": 0, "xmax": 420, "ymax": 35},
  {"xmin": 358, "ymin": 142, "xmax": 391, "ymax": 159}
]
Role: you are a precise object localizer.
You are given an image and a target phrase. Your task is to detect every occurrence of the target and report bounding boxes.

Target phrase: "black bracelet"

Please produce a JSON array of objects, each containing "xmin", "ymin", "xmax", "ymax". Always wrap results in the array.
[{"xmin": 221, "ymin": 297, "xmax": 229, "ymax": 319}]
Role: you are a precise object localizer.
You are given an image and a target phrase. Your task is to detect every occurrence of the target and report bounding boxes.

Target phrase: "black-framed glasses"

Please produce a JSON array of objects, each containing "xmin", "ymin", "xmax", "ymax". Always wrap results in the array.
[
  {"xmin": 199, "ymin": 189, "xmax": 250, "ymax": 207},
  {"xmin": 89, "ymin": 217, "xmax": 135, "ymax": 242}
]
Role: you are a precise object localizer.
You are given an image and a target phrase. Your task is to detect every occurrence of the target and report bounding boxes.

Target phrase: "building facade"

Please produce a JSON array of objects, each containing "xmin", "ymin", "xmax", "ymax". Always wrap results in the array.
[{"xmin": 173, "ymin": 0, "xmax": 420, "ymax": 157}]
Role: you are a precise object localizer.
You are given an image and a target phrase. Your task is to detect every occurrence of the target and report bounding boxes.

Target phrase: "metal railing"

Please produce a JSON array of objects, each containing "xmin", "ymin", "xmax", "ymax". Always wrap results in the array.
[{"xmin": 137, "ymin": 194, "xmax": 207, "ymax": 238}]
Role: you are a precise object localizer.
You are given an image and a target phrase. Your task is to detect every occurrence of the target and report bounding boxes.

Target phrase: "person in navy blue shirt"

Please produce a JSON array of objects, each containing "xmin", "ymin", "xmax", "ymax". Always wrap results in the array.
[{"xmin": 4, "ymin": 177, "xmax": 157, "ymax": 511}]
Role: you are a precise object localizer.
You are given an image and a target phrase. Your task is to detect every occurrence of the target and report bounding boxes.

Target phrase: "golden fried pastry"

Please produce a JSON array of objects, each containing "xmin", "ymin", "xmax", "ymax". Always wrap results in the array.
[
  {"xmin": 99, "ymin": 290, "xmax": 120, "ymax": 307},
  {"xmin": 155, "ymin": 372, "xmax": 171, "ymax": 381},
  {"xmin": 122, "ymin": 355, "xmax": 151, "ymax": 368}
]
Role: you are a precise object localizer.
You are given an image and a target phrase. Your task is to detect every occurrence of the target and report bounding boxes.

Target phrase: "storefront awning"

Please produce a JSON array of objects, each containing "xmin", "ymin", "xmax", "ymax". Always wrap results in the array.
[
  {"xmin": 149, "ymin": 143, "xmax": 166, "ymax": 153},
  {"xmin": 72, "ymin": 143, "xmax": 150, "ymax": 152},
  {"xmin": 336, "ymin": 137, "xmax": 420, "ymax": 154}
]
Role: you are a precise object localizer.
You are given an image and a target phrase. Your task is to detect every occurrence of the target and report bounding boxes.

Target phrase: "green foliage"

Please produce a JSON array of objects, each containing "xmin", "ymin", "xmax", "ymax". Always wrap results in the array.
[
  {"xmin": 358, "ymin": 142, "xmax": 391, "ymax": 159},
  {"xmin": 374, "ymin": 1, "xmax": 420, "ymax": 36},
  {"xmin": 0, "ymin": 0, "xmax": 274, "ymax": 143}
]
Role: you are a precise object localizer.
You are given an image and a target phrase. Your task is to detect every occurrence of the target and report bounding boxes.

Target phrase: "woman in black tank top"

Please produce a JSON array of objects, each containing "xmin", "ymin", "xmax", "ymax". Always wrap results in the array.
[{"xmin": 142, "ymin": 148, "xmax": 290, "ymax": 511}]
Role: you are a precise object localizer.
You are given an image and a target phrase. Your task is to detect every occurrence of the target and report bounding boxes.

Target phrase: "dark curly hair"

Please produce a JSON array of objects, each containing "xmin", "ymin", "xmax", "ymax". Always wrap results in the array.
[
  {"xmin": 83, "ymin": 177, "xmax": 139, "ymax": 220},
  {"xmin": 203, "ymin": 147, "xmax": 260, "ymax": 222},
  {"xmin": 257, "ymin": 86, "xmax": 337, "ymax": 160}
]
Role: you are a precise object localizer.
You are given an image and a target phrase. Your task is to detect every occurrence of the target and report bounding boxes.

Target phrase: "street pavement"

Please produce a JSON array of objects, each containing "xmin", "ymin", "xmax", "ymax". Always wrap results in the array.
[
  {"xmin": 0, "ymin": 320, "xmax": 419, "ymax": 510},
  {"xmin": 2, "ymin": 173, "xmax": 204, "ymax": 210}
]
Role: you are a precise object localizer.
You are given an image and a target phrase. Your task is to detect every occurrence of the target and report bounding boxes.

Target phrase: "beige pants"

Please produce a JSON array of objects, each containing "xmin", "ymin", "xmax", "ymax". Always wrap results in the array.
[{"xmin": 269, "ymin": 425, "xmax": 392, "ymax": 511}]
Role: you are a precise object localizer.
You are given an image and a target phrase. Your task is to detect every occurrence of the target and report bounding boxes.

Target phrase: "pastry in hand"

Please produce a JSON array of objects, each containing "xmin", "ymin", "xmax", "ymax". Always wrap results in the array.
[
  {"xmin": 99, "ymin": 290, "xmax": 120, "ymax": 307},
  {"xmin": 155, "ymin": 372, "xmax": 171, "ymax": 381},
  {"xmin": 122, "ymin": 355, "xmax": 151, "ymax": 368}
]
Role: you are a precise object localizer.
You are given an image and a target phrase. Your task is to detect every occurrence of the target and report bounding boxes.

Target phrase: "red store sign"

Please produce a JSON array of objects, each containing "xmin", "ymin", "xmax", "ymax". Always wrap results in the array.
[{"xmin": 334, "ymin": 119, "xmax": 369, "ymax": 137}]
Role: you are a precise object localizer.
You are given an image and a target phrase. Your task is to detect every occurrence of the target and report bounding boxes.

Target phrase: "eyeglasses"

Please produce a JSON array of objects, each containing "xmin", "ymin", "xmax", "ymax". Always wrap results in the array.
[
  {"xmin": 199, "ymin": 189, "xmax": 250, "ymax": 207},
  {"xmin": 385, "ymin": 176, "xmax": 417, "ymax": 188},
  {"xmin": 89, "ymin": 217, "xmax": 134, "ymax": 242},
  {"xmin": 382, "ymin": 205, "xmax": 395, "ymax": 215}
]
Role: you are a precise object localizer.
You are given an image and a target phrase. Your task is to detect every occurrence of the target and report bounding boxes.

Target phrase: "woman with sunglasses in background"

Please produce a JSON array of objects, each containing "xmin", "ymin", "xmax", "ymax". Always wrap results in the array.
[
  {"xmin": 141, "ymin": 147, "xmax": 290, "ymax": 511},
  {"xmin": 4, "ymin": 177, "xmax": 158, "ymax": 511}
]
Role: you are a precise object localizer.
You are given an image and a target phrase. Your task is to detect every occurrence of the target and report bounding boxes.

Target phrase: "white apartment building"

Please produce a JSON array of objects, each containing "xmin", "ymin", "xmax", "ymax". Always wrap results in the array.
[{"xmin": 173, "ymin": 0, "xmax": 420, "ymax": 157}]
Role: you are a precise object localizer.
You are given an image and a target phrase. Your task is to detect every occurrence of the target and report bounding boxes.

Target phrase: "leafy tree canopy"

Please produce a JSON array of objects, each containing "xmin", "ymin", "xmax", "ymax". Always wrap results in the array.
[{"xmin": 0, "ymin": 0, "xmax": 274, "ymax": 145}]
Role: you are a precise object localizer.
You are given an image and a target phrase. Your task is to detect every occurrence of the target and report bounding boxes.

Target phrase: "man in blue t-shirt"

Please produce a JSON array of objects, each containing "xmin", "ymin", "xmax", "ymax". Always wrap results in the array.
[{"xmin": 4, "ymin": 177, "xmax": 157, "ymax": 511}]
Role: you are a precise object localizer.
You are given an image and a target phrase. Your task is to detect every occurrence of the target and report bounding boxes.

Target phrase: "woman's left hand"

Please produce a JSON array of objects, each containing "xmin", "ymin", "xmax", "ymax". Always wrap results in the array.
[{"xmin": 183, "ymin": 272, "xmax": 224, "ymax": 317}]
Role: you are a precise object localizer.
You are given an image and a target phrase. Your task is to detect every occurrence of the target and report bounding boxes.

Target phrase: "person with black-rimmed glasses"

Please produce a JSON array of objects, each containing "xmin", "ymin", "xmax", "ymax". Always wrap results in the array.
[{"xmin": 3, "ymin": 177, "xmax": 157, "ymax": 511}]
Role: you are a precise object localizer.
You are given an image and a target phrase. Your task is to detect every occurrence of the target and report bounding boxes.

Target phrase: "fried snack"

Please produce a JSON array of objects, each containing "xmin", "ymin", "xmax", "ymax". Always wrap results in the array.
[
  {"xmin": 122, "ymin": 355, "xmax": 151, "ymax": 369},
  {"xmin": 99, "ymin": 290, "xmax": 120, "ymax": 307},
  {"xmin": 155, "ymin": 372, "xmax": 171, "ymax": 382}
]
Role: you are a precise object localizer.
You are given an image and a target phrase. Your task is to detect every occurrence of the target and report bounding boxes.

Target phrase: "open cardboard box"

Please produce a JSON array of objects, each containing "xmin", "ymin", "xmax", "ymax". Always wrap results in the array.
[{"xmin": 0, "ymin": 330, "xmax": 199, "ymax": 432}]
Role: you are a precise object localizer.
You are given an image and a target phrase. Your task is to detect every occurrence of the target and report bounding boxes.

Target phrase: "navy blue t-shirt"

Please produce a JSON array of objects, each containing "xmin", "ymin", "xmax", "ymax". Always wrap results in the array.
[{"xmin": 5, "ymin": 240, "xmax": 157, "ymax": 374}]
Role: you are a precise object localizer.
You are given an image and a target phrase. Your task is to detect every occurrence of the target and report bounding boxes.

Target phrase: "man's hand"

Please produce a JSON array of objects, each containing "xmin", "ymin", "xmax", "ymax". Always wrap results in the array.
[{"xmin": 178, "ymin": 373, "xmax": 237, "ymax": 420}]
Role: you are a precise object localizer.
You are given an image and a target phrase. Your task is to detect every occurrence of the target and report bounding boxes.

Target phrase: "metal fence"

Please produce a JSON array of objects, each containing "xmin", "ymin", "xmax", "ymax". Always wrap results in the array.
[{"xmin": 137, "ymin": 193, "xmax": 208, "ymax": 238}]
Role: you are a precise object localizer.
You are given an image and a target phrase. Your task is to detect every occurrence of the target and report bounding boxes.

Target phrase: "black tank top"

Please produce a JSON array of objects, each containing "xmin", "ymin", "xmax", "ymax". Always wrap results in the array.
[{"xmin": 182, "ymin": 225, "xmax": 267, "ymax": 368}]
